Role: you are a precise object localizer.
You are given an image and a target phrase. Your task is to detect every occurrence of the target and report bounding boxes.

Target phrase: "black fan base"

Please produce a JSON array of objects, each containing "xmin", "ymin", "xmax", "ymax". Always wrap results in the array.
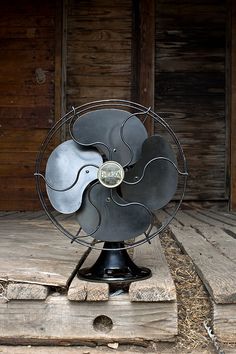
[{"xmin": 77, "ymin": 242, "xmax": 152, "ymax": 283}]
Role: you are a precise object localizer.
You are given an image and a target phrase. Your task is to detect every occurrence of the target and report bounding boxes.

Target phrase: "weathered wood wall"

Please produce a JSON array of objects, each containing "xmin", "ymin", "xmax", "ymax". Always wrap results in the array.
[
  {"xmin": 66, "ymin": 0, "xmax": 133, "ymax": 107},
  {"xmin": 0, "ymin": 0, "xmax": 57, "ymax": 210},
  {"xmin": 0, "ymin": 0, "xmax": 229, "ymax": 209},
  {"xmin": 155, "ymin": 0, "xmax": 227, "ymax": 200},
  {"xmin": 231, "ymin": 0, "xmax": 236, "ymax": 209}
]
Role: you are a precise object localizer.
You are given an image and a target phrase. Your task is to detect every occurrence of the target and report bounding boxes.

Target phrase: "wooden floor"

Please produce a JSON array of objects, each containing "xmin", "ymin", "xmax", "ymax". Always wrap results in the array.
[
  {"xmin": 0, "ymin": 210, "xmax": 236, "ymax": 345},
  {"xmin": 164, "ymin": 209, "xmax": 236, "ymax": 343},
  {"xmin": 0, "ymin": 212, "xmax": 177, "ymax": 345}
]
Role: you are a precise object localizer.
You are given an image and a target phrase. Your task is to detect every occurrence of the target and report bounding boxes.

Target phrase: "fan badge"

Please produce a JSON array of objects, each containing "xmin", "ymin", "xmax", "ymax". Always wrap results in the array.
[{"xmin": 98, "ymin": 161, "xmax": 124, "ymax": 188}]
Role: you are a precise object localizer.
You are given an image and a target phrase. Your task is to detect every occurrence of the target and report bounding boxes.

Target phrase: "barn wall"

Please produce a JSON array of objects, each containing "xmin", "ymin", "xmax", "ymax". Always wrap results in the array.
[
  {"xmin": 155, "ymin": 0, "xmax": 227, "ymax": 200},
  {"xmin": 0, "ymin": 1, "xmax": 58, "ymax": 210},
  {"xmin": 0, "ymin": 0, "xmax": 229, "ymax": 210},
  {"xmin": 66, "ymin": 0, "xmax": 133, "ymax": 107}
]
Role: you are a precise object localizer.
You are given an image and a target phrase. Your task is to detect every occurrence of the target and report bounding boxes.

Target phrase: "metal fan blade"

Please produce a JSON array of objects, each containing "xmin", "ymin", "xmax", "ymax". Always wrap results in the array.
[
  {"xmin": 72, "ymin": 109, "xmax": 147, "ymax": 166},
  {"xmin": 121, "ymin": 135, "xmax": 178, "ymax": 210},
  {"xmin": 45, "ymin": 140, "xmax": 103, "ymax": 214},
  {"xmin": 76, "ymin": 183, "xmax": 151, "ymax": 242}
]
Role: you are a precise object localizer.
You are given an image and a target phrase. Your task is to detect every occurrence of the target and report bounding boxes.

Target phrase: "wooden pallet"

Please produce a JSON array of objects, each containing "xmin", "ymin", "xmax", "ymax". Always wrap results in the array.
[
  {"xmin": 168, "ymin": 209, "xmax": 236, "ymax": 343},
  {"xmin": 0, "ymin": 212, "xmax": 177, "ymax": 345}
]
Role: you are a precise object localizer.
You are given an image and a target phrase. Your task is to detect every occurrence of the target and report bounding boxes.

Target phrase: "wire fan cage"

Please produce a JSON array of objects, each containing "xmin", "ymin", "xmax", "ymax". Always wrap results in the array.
[{"xmin": 35, "ymin": 99, "xmax": 188, "ymax": 252}]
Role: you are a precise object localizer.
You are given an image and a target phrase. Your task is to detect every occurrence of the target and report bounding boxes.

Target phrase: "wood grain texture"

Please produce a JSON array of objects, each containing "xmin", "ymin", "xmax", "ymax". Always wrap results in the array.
[
  {"xmin": 68, "ymin": 249, "xmax": 109, "ymax": 302},
  {"xmin": 170, "ymin": 225, "xmax": 236, "ymax": 303},
  {"xmin": 213, "ymin": 302, "xmax": 236, "ymax": 342},
  {"xmin": 196, "ymin": 226, "xmax": 236, "ymax": 263},
  {"xmin": 7, "ymin": 283, "xmax": 49, "ymax": 300},
  {"xmin": 155, "ymin": 0, "xmax": 227, "ymax": 201},
  {"xmin": 66, "ymin": 0, "xmax": 133, "ymax": 107},
  {"xmin": 231, "ymin": 0, "xmax": 236, "ymax": 210},
  {"xmin": 184, "ymin": 210, "xmax": 236, "ymax": 233},
  {"xmin": 137, "ymin": 0, "xmax": 155, "ymax": 134},
  {"xmin": 0, "ymin": 218, "xmax": 85, "ymax": 287},
  {"xmin": 0, "ymin": 293, "xmax": 177, "ymax": 343},
  {"xmin": 129, "ymin": 236, "xmax": 176, "ymax": 302},
  {"xmin": 0, "ymin": 348, "xmax": 184, "ymax": 354},
  {"xmin": 0, "ymin": 0, "xmax": 56, "ymax": 210}
]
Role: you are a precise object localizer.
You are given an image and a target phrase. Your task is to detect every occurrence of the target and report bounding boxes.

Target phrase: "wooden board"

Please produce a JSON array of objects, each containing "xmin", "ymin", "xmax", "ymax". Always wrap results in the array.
[
  {"xmin": 170, "ymin": 225, "xmax": 236, "ymax": 303},
  {"xmin": 129, "ymin": 236, "xmax": 176, "ymax": 302},
  {"xmin": 0, "ymin": 0, "xmax": 56, "ymax": 210},
  {"xmin": 192, "ymin": 210, "xmax": 236, "ymax": 232},
  {"xmin": 196, "ymin": 226, "xmax": 236, "ymax": 263},
  {"xmin": 66, "ymin": 0, "xmax": 133, "ymax": 107},
  {"xmin": 0, "ymin": 347, "xmax": 213, "ymax": 354},
  {"xmin": 137, "ymin": 0, "xmax": 155, "ymax": 134},
  {"xmin": 68, "ymin": 248, "xmax": 109, "ymax": 302},
  {"xmin": 0, "ymin": 293, "xmax": 177, "ymax": 344},
  {"xmin": 0, "ymin": 218, "xmax": 86, "ymax": 287},
  {"xmin": 213, "ymin": 302, "xmax": 236, "ymax": 342},
  {"xmin": 231, "ymin": 0, "xmax": 236, "ymax": 210},
  {"xmin": 155, "ymin": 0, "xmax": 227, "ymax": 201},
  {"xmin": 6, "ymin": 283, "xmax": 49, "ymax": 300}
]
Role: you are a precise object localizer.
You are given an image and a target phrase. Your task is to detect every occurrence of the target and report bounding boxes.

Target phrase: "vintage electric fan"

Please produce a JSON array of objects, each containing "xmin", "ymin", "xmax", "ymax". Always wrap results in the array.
[{"xmin": 35, "ymin": 100, "xmax": 188, "ymax": 283}]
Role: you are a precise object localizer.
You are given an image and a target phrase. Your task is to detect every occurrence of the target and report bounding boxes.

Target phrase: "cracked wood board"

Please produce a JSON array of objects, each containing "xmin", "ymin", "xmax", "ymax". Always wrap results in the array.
[
  {"xmin": 68, "ymin": 248, "xmax": 109, "ymax": 302},
  {"xmin": 170, "ymin": 225, "xmax": 236, "ymax": 303},
  {"xmin": 0, "ymin": 293, "xmax": 177, "ymax": 343},
  {"xmin": 0, "ymin": 219, "xmax": 86, "ymax": 287}
]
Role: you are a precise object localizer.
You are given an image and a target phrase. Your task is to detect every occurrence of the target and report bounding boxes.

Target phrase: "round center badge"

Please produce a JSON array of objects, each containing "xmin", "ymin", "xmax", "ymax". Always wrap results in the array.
[{"xmin": 98, "ymin": 161, "xmax": 125, "ymax": 188}]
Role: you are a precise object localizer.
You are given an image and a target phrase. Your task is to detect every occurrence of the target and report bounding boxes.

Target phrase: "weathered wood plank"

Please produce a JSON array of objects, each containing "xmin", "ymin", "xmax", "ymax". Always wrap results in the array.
[
  {"xmin": 231, "ymin": 0, "xmax": 236, "ymax": 210},
  {"xmin": 186, "ymin": 210, "xmax": 236, "ymax": 232},
  {"xmin": 0, "ymin": 219, "xmax": 86, "ymax": 287},
  {"xmin": 203, "ymin": 210, "xmax": 236, "ymax": 226},
  {"xmin": 200, "ymin": 209, "xmax": 236, "ymax": 227},
  {"xmin": 157, "ymin": 2, "xmax": 226, "ymax": 28},
  {"xmin": 137, "ymin": 0, "xmax": 155, "ymax": 133},
  {"xmin": 173, "ymin": 211, "xmax": 207, "ymax": 227},
  {"xmin": 155, "ymin": 0, "xmax": 227, "ymax": 202},
  {"xmin": 67, "ymin": 0, "xmax": 132, "ymax": 108},
  {"xmin": 196, "ymin": 226, "xmax": 236, "ymax": 263},
  {"xmin": 67, "ymin": 277, "xmax": 86, "ymax": 301},
  {"xmin": 156, "ymin": 73, "xmax": 225, "ymax": 96},
  {"xmin": 129, "ymin": 236, "xmax": 176, "ymax": 302},
  {"xmin": 0, "ymin": 0, "xmax": 56, "ymax": 210},
  {"xmin": 0, "ymin": 130, "xmax": 48, "ymax": 152},
  {"xmin": 0, "ymin": 199, "xmax": 42, "ymax": 211},
  {"xmin": 7, "ymin": 283, "xmax": 49, "ymax": 300},
  {"xmin": 170, "ymin": 225, "xmax": 236, "ymax": 303},
  {"xmin": 0, "ymin": 293, "xmax": 177, "ymax": 343},
  {"xmin": 0, "ymin": 348, "xmax": 177, "ymax": 354},
  {"xmin": 213, "ymin": 302, "xmax": 236, "ymax": 342},
  {"xmin": 68, "ymin": 248, "xmax": 109, "ymax": 302}
]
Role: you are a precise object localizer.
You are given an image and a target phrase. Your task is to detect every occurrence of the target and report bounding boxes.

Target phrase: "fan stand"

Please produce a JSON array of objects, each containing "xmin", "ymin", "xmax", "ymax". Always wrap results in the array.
[{"xmin": 78, "ymin": 242, "xmax": 152, "ymax": 283}]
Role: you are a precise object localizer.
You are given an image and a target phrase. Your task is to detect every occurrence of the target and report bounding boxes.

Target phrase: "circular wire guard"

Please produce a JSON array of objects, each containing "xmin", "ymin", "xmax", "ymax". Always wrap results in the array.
[{"xmin": 35, "ymin": 99, "xmax": 188, "ymax": 251}]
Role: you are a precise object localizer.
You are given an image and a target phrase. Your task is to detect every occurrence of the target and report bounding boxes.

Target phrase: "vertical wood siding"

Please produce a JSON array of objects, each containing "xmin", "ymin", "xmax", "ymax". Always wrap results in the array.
[
  {"xmin": 155, "ymin": 0, "xmax": 227, "ymax": 200},
  {"xmin": 0, "ymin": 0, "xmax": 56, "ymax": 210},
  {"xmin": 66, "ymin": 0, "xmax": 133, "ymax": 107}
]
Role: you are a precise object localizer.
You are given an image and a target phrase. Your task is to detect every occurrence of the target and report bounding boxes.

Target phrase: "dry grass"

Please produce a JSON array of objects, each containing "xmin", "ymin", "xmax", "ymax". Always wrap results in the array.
[{"xmin": 160, "ymin": 230, "xmax": 213, "ymax": 352}]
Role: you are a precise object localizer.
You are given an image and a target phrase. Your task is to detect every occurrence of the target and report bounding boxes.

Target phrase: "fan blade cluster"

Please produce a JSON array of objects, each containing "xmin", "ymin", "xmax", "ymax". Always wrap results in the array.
[
  {"xmin": 72, "ymin": 109, "xmax": 147, "ymax": 166},
  {"xmin": 45, "ymin": 108, "xmax": 178, "ymax": 242}
]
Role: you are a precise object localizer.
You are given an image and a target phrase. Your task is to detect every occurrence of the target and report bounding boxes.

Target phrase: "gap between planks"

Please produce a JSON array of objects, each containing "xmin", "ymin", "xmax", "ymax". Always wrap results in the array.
[
  {"xmin": 68, "ymin": 230, "xmax": 176, "ymax": 303},
  {"xmin": 170, "ymin": 225, "xmax": 236, "ymax": 304}
]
